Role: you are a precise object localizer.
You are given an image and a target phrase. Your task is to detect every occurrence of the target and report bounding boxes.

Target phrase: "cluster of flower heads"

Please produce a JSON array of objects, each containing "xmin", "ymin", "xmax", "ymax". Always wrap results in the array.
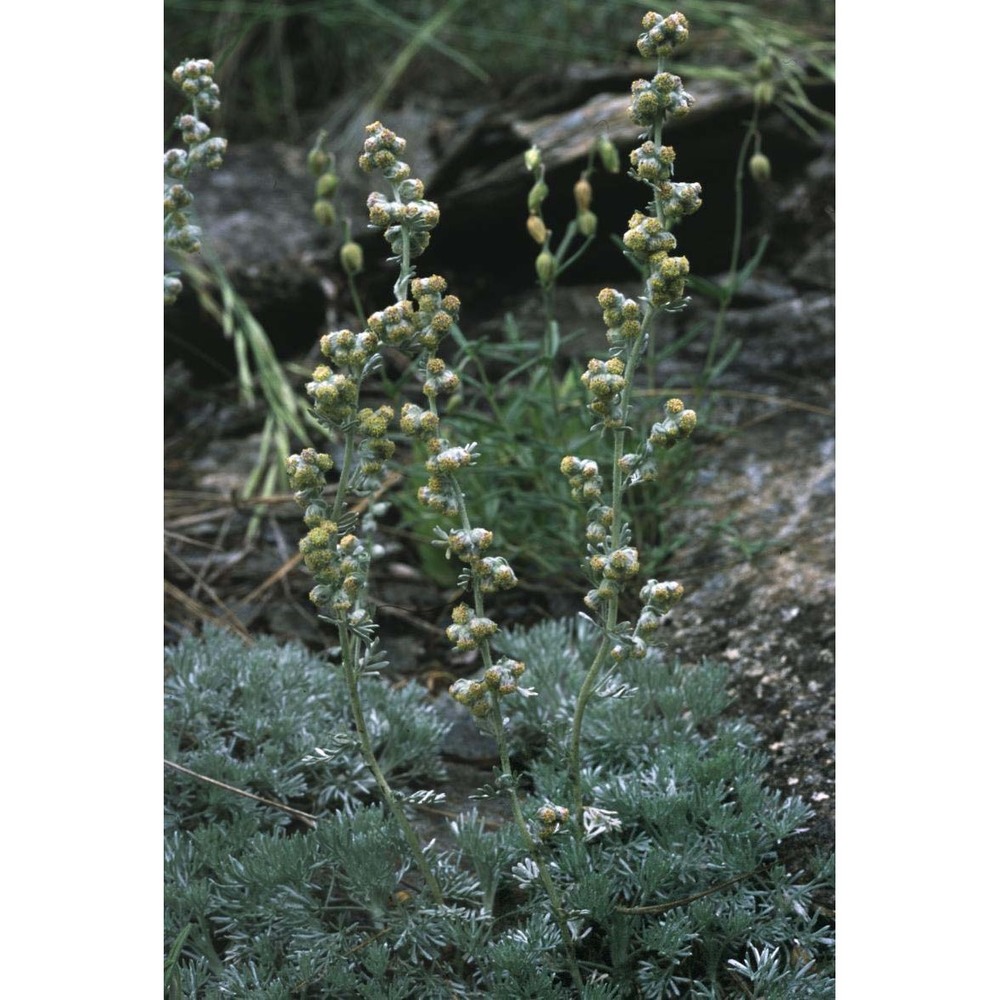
[
  {"xmin": 562, "ymin": 18, "xmax": 701, "ymax": 638},
  {"xmin": 560, "ymin": 455, "xmax": 636, "ymax": 611},
  {"xmin": 611, "ymin": 578, "xmax": 685, "ymax": 660},
  {"xmin": 164, "ymin": 59, "xmax": 228, "ymax": 304},
  {"xmin": 449, "ymin": 653, "xmax": 528, "ymax": 717},
  {"xmin": 441, "ymin": 526, "xmax": 518, "ymax": 594},
  {"xmin": 368, "ymin": 275, "xmax": 461, "ymax": 352},
  {"xmin": 636, "ymin": 10, "xmax": 690, "ymax": 57},
  {"xmin": 285, "ymin": 450, "xmax": 372, "ymax": 620},
  {"xmin": 629, "ymin": 72, "xmax": 694, "ymax": 127},
  {"xmin": 536, "ymin": 803, "xmax": 571, "ymax": 841},
  {"xmin": 580, "ymin": 357, "xmax": 629, "ymax": 428},
  {"xmin": 626, "ymin": 149, "xmax": 703, "ymax": 231},
  {"xmin": 560, "ymin": 392, "xmax": 694, "ymax": 624},
  {"xmin": 303, "ymin": 375, "xmax": 395, "ymax": 490},
  {"xmin": 617, "ymin": 396, "xmax": 697, "ymax": 486},
  {"xmin": 359, "ymin": 122, "xmax": 441, "ymax": 259},
  {"xmin": 300, "ymin": 526, "xmax": 371, "ymax": 616},
  {"xmin": 291, "ymin": 122, "xmax": 521, "ymax": 677},
  {"xmin": 171, "ymin": 58, "xmax": 221, "ymax": 111},
  {"xmin": 597, "ymin": 289, "xmax": 643, "ymax": 348},
  {"xmin": 615, "ymin": 11, "xmax": 702, "ymax": 310}
]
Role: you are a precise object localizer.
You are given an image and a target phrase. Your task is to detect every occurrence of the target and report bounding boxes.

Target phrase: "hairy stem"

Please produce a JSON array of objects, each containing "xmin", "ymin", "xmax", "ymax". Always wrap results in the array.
[{"xmin": 567, "ymin": 307, "xmax": 653, "ymax": 825}]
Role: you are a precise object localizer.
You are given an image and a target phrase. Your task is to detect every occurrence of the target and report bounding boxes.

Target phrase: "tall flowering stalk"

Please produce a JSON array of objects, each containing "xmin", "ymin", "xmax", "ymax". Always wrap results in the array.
[
  {"xmin": 560, "ymin": 10, "xmax": 701, "ymax": 827},
  {"xmin": 288, "ymin": 122, "xmax": 448, "ymax": 905},
  {"xmin": 364, "ymin": 132, "xmax": 592, "ymax": 988},
  {"xmin": 163, "ymin": 58, "xmax": 227, "ymax": 304},
  {"xmin": 289, "ymin": 10, "xmax": 704, "ymax": 984}
]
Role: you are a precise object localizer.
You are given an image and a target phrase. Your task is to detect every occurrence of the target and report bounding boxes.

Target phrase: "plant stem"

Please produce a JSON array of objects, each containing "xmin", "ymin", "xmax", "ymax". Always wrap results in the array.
[
  {"xmin": 339, "ymin": 622, "xmax": 444, "ymax": 905},
  {"xmin": 488, "ymin": 696, "xmax": 586, "ymax": 994},
  {"xmin": 331, "ymin": 425, "xmax": 356, "ymax": 524},
  {"xmin": 451, "ymin": 468, "xmax": 583, "ymax": 988},
  {"xmin": 567, "ymin": 308, "xmax": 652, "ymax": 826},
  {"xmin": 701, "ymin": 103, "xmax": 760, "ymax": 392},
  {"xmin": 540, "ymin": 284, "xmax": 562, "ymax": 418}
]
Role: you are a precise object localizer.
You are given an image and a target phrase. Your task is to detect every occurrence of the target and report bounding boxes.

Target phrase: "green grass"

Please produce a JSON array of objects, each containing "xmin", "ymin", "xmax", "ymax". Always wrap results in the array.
[{"xmin": 165, "ymin": 0, "xmax": 833, "ymax": 142}]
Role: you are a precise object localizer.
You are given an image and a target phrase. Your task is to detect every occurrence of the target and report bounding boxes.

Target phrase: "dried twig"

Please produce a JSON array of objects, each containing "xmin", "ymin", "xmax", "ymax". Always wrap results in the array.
[
  {"xmin": 164, "ymin": 759, "xmax": 317, "ymax": 828},
  {"xmin": 614, "ymin": 868, "xmax": 763, "ymax": 915}
]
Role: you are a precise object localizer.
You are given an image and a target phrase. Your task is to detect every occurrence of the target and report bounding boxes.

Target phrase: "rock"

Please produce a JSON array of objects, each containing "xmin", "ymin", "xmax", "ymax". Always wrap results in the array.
[{"xmin": 166, "ymin": 75, "xmax": 834, "ymax": 376}]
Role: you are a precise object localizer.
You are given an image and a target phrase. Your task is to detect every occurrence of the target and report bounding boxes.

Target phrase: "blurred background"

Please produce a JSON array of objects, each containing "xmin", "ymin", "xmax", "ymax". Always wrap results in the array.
[{"xmin": 164, "ymin": 0, "xmax": 832, "ymax": 143}]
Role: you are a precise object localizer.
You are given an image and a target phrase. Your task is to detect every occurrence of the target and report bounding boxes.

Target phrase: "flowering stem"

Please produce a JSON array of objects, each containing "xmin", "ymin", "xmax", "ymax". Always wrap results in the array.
[{"xmin": 566, "ymin": 305, "xmax": 654, "ymax": 826}]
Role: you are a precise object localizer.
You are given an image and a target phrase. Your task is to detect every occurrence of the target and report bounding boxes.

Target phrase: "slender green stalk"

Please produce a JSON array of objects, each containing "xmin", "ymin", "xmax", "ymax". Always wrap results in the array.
[
  {"xmin": 539, "ymin": 284, "xmax": 563, "ymax": 417},
  {"xmin": 701, "ymin": 102, "xmax": 760, "ymax": 388},
  {"xmin": 330, "ymin": 426, "xmax": 356, "ymax": 521},
  {"xmin": 339, "ymin": 622, "xmax": 444, "ymax": 904},
  {"xmin": 448, "ymin": 478, "xmax": 583, "ymax": 985},
  {"xmin": 346, "ymin": 267, "xmax": 366, "ymax": 325},
  {"xmin": 487, "ymin": 694, "xmax": 586, "ymax": 993}
]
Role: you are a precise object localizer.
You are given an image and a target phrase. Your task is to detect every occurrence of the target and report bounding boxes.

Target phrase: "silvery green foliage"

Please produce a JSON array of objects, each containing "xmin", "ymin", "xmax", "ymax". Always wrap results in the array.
[
  {"xmin": 165, "ymin": 625, "xmax": 833, "ymax": 996},
  {"xmin": 164, "ymin": 628, "xmax": 448, "ymax": 820}
]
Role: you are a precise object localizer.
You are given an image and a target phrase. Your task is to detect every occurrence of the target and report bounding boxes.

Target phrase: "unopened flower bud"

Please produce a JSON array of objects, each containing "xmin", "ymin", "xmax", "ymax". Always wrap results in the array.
[
  {"xmin": 526, "ymin": 214, "xmax": 548, "ymax": 245},
  {"xmin": 528, "ymin": 181, "xmax": 549, "ymax": 215},
  {"xmin": 313, "ymin": 198, "xmax": 336, "ymax": 227},
  {"xmin": 164, "ymin": 275, "xmax": 183, "ymax": 305},
  {"xmin": 315, "ymin": 172, "xmax": 339, "ymax": 198},
  {"xmin": 753, "ymin": 80, "xmax": 775, "ymax": 106},
  {"xmin": 339, "ymin": 240, "xmax": 364, "ymax": 275},
  {"xmin": 577, "ymin": 209, "xmax": 597, "ymax": 237},
  {"xmin": 164, "ymin": 148, "xmax": 188, "ymax": 178},
  {"xmin": 308, "ymin": 147, "xmax": 331, "ymax": 176},
  {"xmin": 749, "ymin": 152, "xmax": 771, "ymax": 183},
  {"xmin": 528, "ymin": 180, "xmax": 549, "ymax": 214},
  {"xmin": 573, "ymin": 177, "xmax": 593, "ymax": 212},
  {"xmin": 597, "ymin": 136, "xmax": 620, "ymax": 174},
  {"xmin": 535, "ymin": 250, "xmax": 556, "ymax": 286},
  {"xmin": 524, "ymin": 146, "xmax": 542, "ymax": 172},
  {"xmin": 756, "ymin": 54, "xmax": 776, "ymax": 79}
]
